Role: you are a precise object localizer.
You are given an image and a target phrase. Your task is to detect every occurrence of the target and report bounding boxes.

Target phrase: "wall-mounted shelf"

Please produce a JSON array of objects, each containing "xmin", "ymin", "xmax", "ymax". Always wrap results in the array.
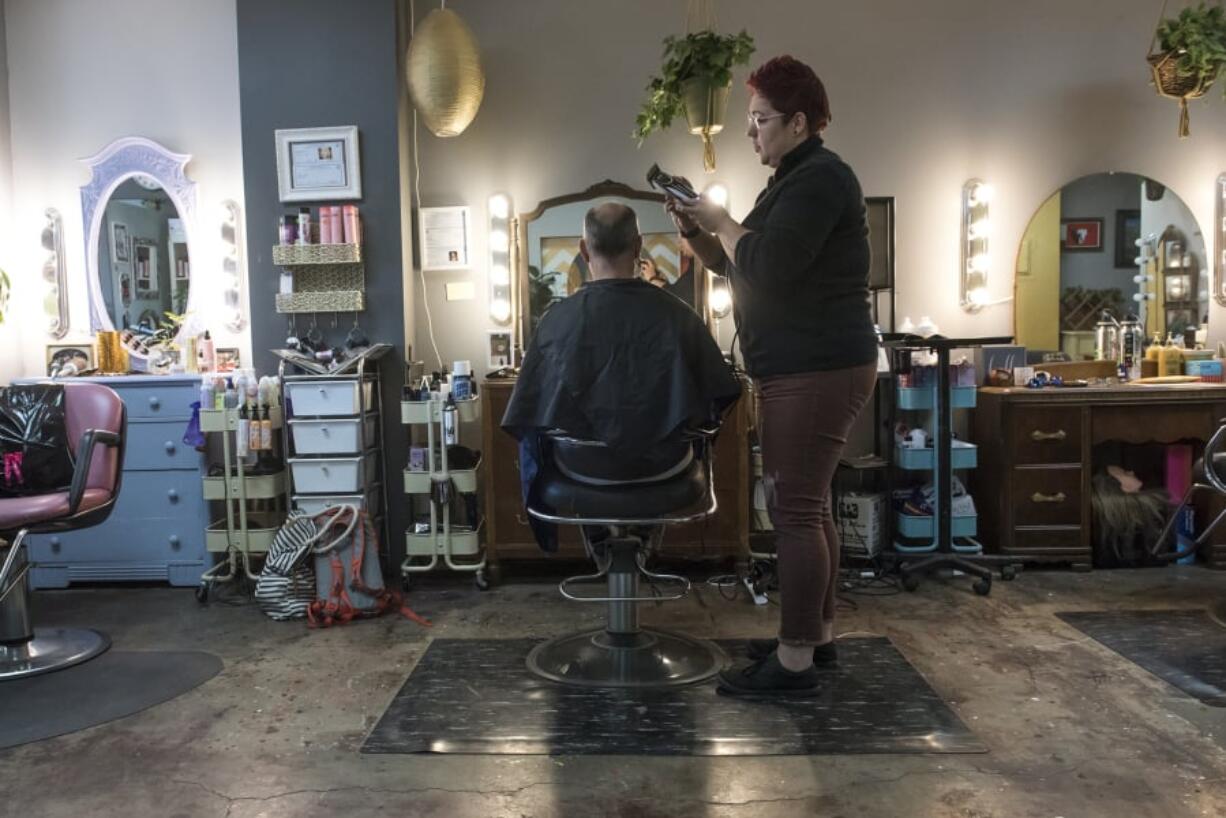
[
  {"xmin": 275, "ymin": 290, "xmax": 365, "ymax": 313},
  {"xmin": 272, "ymin": 243, "xmax": 362, "ymax": 266},
  {"xmin": 272, "ymin": 243, "xmax": 365, "ymax": 314}
]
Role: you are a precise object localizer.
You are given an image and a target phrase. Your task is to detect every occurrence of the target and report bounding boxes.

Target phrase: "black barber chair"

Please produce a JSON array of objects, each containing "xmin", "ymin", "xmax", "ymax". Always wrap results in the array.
[{"xmin": 524, "ymin": 429, "xmax": 727, "ymax": 688}]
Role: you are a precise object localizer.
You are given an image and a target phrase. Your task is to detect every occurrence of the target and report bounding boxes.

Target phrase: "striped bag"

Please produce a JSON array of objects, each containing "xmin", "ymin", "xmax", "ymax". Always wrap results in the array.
[{"xmin": 253, "ymin": 509, "xmax": 342, "ymax": 621}]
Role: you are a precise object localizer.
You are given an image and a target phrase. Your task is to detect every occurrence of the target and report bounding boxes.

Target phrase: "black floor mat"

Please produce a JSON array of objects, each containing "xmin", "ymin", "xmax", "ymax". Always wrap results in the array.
[
  {"xmin": 0, "ymin": 650, "xmax": 223, "ymax": 750},
  {"xmin": 362, "ymin": 637, "xmax": 984, "ymax": 756},
  {"xmin": 1058, "ymin": 609, "xmax": 1226, "ymax": 706}
]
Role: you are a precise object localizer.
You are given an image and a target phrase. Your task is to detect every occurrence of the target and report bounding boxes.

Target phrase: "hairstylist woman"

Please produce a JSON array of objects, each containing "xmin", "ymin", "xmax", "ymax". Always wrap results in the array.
[{"xmin": 668, "ymin": 55, "xmax": 877, "ymax": 697}]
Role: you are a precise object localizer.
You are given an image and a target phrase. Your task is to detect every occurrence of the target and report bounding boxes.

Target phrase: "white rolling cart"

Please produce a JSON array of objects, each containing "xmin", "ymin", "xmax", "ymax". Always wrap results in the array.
[{"xmin": 400, "ymin": 395, "xmax": 488, "ymax": 589}]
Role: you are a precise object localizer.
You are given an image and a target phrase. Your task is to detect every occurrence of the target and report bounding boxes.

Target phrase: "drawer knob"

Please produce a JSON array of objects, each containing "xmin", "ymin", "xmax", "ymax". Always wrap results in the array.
[
  {"xmin": 167, "ymin": 488, "xmax": 179, "ymax": 502},
  {"xmin": 164, "ymin": 441, "xmax": 176, "ymax": 454},
  {"xmin": 168, "ymin": 535, "xmax": 181, "ymax": 549},
  {"xmin": 50, "ymin": 536, "xmax": 61, "ymax": 550},
  {"xmin": 321, "ymin": 426, "xmax": 330, "ymax": 435},
  {"xmin": 1030, "ymin": 429, "xmax": 1067, "ymax": 442},
  {"xmin": 148, "ymin": 396, "xmax": 161, "ymax": 409},
  {"xmin": 1031, "ymin": 491, "xmax": 1067, "ymax": 504}
]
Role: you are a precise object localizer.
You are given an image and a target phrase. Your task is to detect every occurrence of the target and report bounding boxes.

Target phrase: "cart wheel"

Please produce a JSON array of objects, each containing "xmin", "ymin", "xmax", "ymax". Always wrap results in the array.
[
  {"xmin": 195, "ymin": 582, "xmax": 210, "ymax": 604},
  {"xmin": 902, "ymin": 574, "xmax": 920, "ymax": 592},
  {"xmin": 485, "ymin": 561, "xmax": 502, "ymax": 585},
  {"xmin": 973, "ymin": 577, "xmax": 992, "ymax": 596},
  {"xmin": 475, "ymin": 570, "xmax": 491, "ymax": 591},
  {"xmin": 1001, "ymin": 565, "xmax": 1017, "ymax": 581},
  {"xmin": 401, "ymin": 574, "xmax": 412, "ymax": 592}
]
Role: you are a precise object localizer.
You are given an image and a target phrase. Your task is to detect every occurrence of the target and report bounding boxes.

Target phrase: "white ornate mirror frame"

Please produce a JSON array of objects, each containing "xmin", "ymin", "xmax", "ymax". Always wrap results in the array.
[{"xmin": 80, "ymin": 136, "xmax": 200, "ymax": 358}]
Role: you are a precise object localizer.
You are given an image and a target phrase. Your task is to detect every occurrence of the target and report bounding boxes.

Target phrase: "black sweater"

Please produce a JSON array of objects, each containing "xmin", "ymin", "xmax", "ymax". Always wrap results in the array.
[{"xmin": 725, "ymin": 136, "xmax": 878, "ymax": 377}]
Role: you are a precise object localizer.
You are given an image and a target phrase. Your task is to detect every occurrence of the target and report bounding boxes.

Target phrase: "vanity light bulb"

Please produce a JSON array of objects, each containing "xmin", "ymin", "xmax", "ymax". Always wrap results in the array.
[
  {"xmin": 489, "ymin": 229, "xmax": 509, "ymax": 252},
  {"xmin": 967, "ymin": 286, "xmax": 990, "ymax": 307},
  {"xmin": 490, "ymin": 297, "xmax": 512, "ymax": 323},
  {"xmin": 968, "ymin": 219, "xmax": 991, "ymax": 240},
  {"xmin": 969, "ymin": 183, "xmax": 995, "ymax": 207},
  {"xmin": 491, "ymin": 264, "xmax": 510, "ymax": 286},
  {"xmin": 710, "ymin": 283, "xmax": 733, "ymax": 317},
  {"xmin": 488, "ymin": 195, "xmax": 510, "ymax": 220},
  {"xmin": 705, "ymin": 184, "xmax": 729, "ymax": 208},
  {"xmin": 968, "ymin": 254, "xmax": 989, "ymax": 274}
]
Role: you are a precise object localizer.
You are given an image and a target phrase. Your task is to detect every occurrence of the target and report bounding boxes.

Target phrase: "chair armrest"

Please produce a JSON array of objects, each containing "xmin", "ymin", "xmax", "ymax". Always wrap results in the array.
[{"xmin": 67, "ymin": 428, "xmax": 121, "ymax": 516}]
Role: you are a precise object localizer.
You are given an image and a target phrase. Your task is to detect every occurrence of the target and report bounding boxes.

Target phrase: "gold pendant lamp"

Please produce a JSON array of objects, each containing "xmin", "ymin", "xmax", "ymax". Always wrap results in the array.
[{"xmin": 406, "ymin": 6, "xmax": 485, "ymax": 138}]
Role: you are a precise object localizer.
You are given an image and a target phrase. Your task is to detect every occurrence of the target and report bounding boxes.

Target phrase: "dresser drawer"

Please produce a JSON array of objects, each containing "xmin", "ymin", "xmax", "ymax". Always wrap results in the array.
[
  {"xmin": 1011, "ymin": 467, "xmax": 1082, "ymax": 526},
  {"xmin": 125, "ymin": 420, "xmax": 203, "ymax": 471},
  {"xmin": 114, "ymin": 470, "xmax": 205, "ymax": 521},
  {"xmin": 1010, "ymin": 407, "xmax": 1082, "ymax": 464},
  {"xmin": 28, "ymin": 522, "xmax": 203, "ymax": 565},
  {"xmin": 117, "ymin": 383, "xmax": 200, "ymax": 419},
  {"xmin": 1009, "ymin": 527, "xmax": 1085, "ymax": 554}
]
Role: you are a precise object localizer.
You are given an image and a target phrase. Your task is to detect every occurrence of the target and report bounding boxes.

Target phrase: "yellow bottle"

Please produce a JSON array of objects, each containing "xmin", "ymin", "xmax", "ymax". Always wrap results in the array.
[
  {"xmin": 1145, "ymin": 332, "xmax": 1163, "ymax": 362},
  {"xmin": 1161, "ymin": 333, "xmax": 1183, "ymax": 377}
]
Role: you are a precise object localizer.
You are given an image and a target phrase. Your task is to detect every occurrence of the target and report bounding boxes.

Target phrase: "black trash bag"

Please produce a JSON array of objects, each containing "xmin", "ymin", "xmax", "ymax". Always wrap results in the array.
[{"xmin": 0, "ymin": 384, "xmax": 76, "ymax": 497}]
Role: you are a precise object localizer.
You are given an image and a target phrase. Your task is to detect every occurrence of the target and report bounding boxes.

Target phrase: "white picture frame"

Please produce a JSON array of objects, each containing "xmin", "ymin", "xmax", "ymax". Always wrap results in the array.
[
  {"xmin": 110, "ymin": 221, "xmax": 129, "ymax": 264},
  {"xmin": 274, "ymin": 125, "xmax": 362, "ymax": 202},
  {"xmin": 420, "ymin": 205, "xmax": 471, "ymax": 270}
]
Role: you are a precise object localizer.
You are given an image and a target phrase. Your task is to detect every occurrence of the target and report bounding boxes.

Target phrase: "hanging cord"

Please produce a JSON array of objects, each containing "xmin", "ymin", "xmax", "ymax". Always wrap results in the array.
[
  {"xmin": 686, "ymin": 0, "xmax": 717, "ymax": 33},
  {"xmin": 410, "ymin": 0, "xmax": 445, "ymax": 371}
]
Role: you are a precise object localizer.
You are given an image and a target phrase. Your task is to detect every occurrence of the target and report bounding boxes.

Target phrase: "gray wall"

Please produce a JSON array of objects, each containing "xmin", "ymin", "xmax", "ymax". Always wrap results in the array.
[
  {"xmin": 0, "ymin": 5, "xmax": 17, "ymax": 384},
  {"xmin": 1058, "ymin": 173, "xmax": 1140, "ymax": 294},
  {"xmin": 237, "ymin": 0, "xmax": 409, "ymax": 564}
]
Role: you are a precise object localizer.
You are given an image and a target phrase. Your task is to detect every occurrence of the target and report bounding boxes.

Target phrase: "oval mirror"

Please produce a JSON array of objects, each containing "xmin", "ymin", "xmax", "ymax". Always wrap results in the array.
[
  {"xmin": 1015, "ymin": 172, "xmax": 1207, "ymax": 357},
  {"xmin": 97, "ymin": 178, "xmax": 187, "ymax": 331}
]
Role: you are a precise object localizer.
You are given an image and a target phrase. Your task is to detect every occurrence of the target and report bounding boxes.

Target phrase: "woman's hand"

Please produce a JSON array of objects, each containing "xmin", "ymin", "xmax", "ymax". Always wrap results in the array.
[
  {"xmin": 665, "ymin": 196, "xmax": 699, "ymax": 234},
  {"xmin": 675, "ymin": 196, "xmax": 731, "ymax": 234}
]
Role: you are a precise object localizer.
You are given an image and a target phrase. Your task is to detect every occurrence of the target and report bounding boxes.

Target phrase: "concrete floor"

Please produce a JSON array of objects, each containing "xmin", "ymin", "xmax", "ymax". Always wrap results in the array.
[{"xmin": 4, "ymin": 564, "xmax": 1226, "ymax": 817}]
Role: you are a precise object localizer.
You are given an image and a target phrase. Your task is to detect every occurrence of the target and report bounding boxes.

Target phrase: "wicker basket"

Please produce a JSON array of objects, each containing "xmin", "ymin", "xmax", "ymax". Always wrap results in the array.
[
  {"xmin": 272, "ymin": 244, "xmax": 362, "ymax": 266},
  {"xmin": 1148, "ymin": 50, "xmax": 1217, "ymax": 137}
]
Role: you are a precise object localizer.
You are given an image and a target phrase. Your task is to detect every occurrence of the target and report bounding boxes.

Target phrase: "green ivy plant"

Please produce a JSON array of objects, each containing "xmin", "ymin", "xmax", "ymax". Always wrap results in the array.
[
  {"xmin": 634, "ymin": 29, "xmax": 755, "ymax": 143},
  {"xmin": 1157, "ymin": 1, "xmax": 1226, "ymax": 90}
]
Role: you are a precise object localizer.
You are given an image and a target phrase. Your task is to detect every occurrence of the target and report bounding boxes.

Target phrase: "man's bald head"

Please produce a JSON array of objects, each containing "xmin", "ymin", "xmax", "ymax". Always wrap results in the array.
[{"xmin": 583, "ymin": 203, "xmax": 641, "ymax": 262}]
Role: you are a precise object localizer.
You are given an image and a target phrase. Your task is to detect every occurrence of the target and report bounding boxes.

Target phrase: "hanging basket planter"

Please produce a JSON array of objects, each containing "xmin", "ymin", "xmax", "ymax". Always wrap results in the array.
[
  {"xmin": 681, "ymin": 79, "xmax": 731, "ymax": 172},
  {"xmin": 1147, "ymin": 49, "xmax": 1216, "ymax": 137},
  {"xmin": 634, "ymin": 29, "xmax": 755, "ymax": 173},
  {"xmin": 1146, "ymin": 1, "xmax": 1226, "ymax": 139}
]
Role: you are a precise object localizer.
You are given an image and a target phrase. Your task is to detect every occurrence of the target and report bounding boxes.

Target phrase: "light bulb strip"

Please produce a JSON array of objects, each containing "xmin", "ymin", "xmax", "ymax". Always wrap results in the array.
[
  {"xmin": 1215, "ymin": 173, "xmax": 1226, "ymax": 307},
  {"xmin": 488, "ymin": 194, "xmax": 513, "ymax": 325},
  {"xmin": 960, "ymin": 178, "xmax": 990, "ymax": 313}
]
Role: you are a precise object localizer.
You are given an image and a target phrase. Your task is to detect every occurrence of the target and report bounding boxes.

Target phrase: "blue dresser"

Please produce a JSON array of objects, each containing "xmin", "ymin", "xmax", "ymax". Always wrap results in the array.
[{"xmin": 19, "ymin": 375, "xmax": 209, "ymax": 588}]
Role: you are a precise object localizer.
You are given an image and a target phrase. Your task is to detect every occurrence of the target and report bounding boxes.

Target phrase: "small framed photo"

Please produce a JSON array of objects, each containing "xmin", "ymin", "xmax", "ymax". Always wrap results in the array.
[
  {"xmin": 420, "ymin": 206, "xmax": 471, "ymax": 270},
  {"xmin": 274, "ymin": 125, "xmax": 362, "ymax": 202},
  {"xmin": 215, "ymin": 347, "xmax": 241, "ymax": 372},
  {"xmin": 487, "ymin": 330, "xmax": 514, "ymax": 370},
  {"xmin": 46, "ymin": 343, "xmax": 95, "ymax": 377},
  {"xmin": 111, "ymin": 222, "xmax": 130, "ymax": 264},
  {"xmin": 1061, "ymin": 218, "xmax": 1103, "ymax": 252}
]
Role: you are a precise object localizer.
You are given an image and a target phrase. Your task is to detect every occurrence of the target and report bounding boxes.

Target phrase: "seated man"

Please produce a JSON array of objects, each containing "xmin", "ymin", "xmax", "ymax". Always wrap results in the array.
[{"xmin": 502, "ymin": 203, "xmax": 741, "ymax": 550}]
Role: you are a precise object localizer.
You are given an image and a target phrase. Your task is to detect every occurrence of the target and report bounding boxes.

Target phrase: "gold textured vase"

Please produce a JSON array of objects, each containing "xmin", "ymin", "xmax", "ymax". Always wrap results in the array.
[
  {"xmin": 682, "ymin": 79, "xmax": 730, "ymax": 172},
  {"xmin": 406, "ymin": 9, "xmax": 486, "ymax": 138}
]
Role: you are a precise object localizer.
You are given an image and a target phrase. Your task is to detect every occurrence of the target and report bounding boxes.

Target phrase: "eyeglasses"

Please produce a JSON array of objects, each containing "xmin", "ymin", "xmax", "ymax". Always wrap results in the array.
[{"xmin": 747, "ymin": 112, "xmax": 788, "ymax": 129}]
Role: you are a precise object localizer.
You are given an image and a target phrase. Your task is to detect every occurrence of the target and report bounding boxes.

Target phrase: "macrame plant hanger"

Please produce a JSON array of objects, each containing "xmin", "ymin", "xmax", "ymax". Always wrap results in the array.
[
  {"xmin": 1147, "ymin": 0, "xmax": 1219, "ymax": 138},
  {"xmin": 687, "ymin": 0, "xmax": 721, "ymax": 172}
]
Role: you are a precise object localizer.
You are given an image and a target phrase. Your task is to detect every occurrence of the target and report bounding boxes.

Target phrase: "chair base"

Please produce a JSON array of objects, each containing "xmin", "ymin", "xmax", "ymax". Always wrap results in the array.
[
  {"xmin": 0, "ymin": 628, "xmax": 111, "ymax": 681},
  {"xmin": 526, "ymin": 627, "xmax": 727, "ymax": 689}
]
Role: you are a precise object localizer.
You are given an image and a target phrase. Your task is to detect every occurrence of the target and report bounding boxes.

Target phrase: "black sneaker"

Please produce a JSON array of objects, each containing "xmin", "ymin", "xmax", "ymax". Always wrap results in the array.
[
  {"xmin": 746, "ymin": 639, "xmax": 838, "ymax": 666},
  {"xmin": 716, "ymin": 652, "xmax": 820, "ymax": 697}
]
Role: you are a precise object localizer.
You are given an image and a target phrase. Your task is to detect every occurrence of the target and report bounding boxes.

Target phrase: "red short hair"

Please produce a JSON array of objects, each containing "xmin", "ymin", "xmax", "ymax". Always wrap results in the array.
[{"xmin": 746, "ymin": 56, "xmax": 831, "ymax": 134}]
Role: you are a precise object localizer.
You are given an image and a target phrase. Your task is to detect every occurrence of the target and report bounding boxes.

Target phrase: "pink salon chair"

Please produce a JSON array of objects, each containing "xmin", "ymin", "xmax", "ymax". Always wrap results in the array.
[{"xmin": 0, "ymin": 383, "xmax": 126, "ymax": 680}]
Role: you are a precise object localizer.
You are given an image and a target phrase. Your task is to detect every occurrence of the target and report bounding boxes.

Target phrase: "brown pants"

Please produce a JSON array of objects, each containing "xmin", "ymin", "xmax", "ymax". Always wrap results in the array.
[{"xmin": 757, "ymin": 363, "xmax": 877, "ymax": 647}]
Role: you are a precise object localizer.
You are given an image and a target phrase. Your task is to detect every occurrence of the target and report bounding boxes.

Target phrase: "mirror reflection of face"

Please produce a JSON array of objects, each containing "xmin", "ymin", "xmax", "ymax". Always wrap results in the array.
[{"xmin": 639, "ymin": 256, "xmax": 667, "ymax": 287}]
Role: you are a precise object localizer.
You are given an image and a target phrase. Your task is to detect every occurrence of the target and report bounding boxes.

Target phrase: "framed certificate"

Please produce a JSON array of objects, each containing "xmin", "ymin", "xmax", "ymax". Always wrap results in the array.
[
  {"xmin": 275, "ymin": 126, "xmax": 362, "ymax": 202},
  {"xmin": 420, "ymin": 206, "xmax": 471, "ymax": 270}
]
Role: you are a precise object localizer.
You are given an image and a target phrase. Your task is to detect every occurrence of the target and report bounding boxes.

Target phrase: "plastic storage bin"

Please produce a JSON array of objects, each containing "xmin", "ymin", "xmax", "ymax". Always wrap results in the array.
[
  {"xmin": 897, "ymin": 385, "xmax": 977, "ymax": 411},
  {"xmin": 288, "ymin": 415, "xmax": 378, "ymax": 454},
  {"xmin": 289, "ymin": 454, "xmax": 378, "ymax": 493},
  {"xmin": 894, "ymin": 440, "xmax": 978, "ymax": 471},
  {"xmin": 285, "ymin": 379, "xmax": 374, "ymax": 416},
  {"xmin": 293, "ymin": 490, "xmax": 381, "ymax": 517},
  {"xmin": 895, "ymin": 512, "xmax": 977, "ymax": 539}
]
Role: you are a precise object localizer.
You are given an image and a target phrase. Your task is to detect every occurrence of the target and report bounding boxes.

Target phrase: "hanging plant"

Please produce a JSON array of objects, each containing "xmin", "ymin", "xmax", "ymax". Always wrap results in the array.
[
  {"xmin": 633, "ymin": 29, "xmax": 755, "ymax": 171},
  {"xmin": 1147, "ymin": 1, "xmax": 1226, "ymax": 137}
]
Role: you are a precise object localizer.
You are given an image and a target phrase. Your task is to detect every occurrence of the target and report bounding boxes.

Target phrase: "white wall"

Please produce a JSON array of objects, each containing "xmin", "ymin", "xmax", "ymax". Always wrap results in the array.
[
  {"xmin": 3, "ymin": 0, "xmax": 246, "ymax": 379},
  {"xmin": 409, "ymin": 0, "xmax": 1226, "ymax": 370},
  {"xmin": 0, "ymin": 6, "xmax": 18, "ymax": 384}
]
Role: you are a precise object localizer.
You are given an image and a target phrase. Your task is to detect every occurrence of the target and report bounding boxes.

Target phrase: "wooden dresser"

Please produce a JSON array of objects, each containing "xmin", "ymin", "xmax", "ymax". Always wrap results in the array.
[
  {"xmin": 480, "ymin": 379, "xmax": 749, "ymax": 568},
  {"xmin": 973, "ymin": 383, "xmax": 1226, "ymax": 568}
]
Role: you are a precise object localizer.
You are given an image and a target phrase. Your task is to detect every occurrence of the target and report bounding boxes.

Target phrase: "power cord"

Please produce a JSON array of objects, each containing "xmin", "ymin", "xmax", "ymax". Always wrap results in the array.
[{"xmin": 410, "ymin": 0, "xmax": 444, "ymax": 372}]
